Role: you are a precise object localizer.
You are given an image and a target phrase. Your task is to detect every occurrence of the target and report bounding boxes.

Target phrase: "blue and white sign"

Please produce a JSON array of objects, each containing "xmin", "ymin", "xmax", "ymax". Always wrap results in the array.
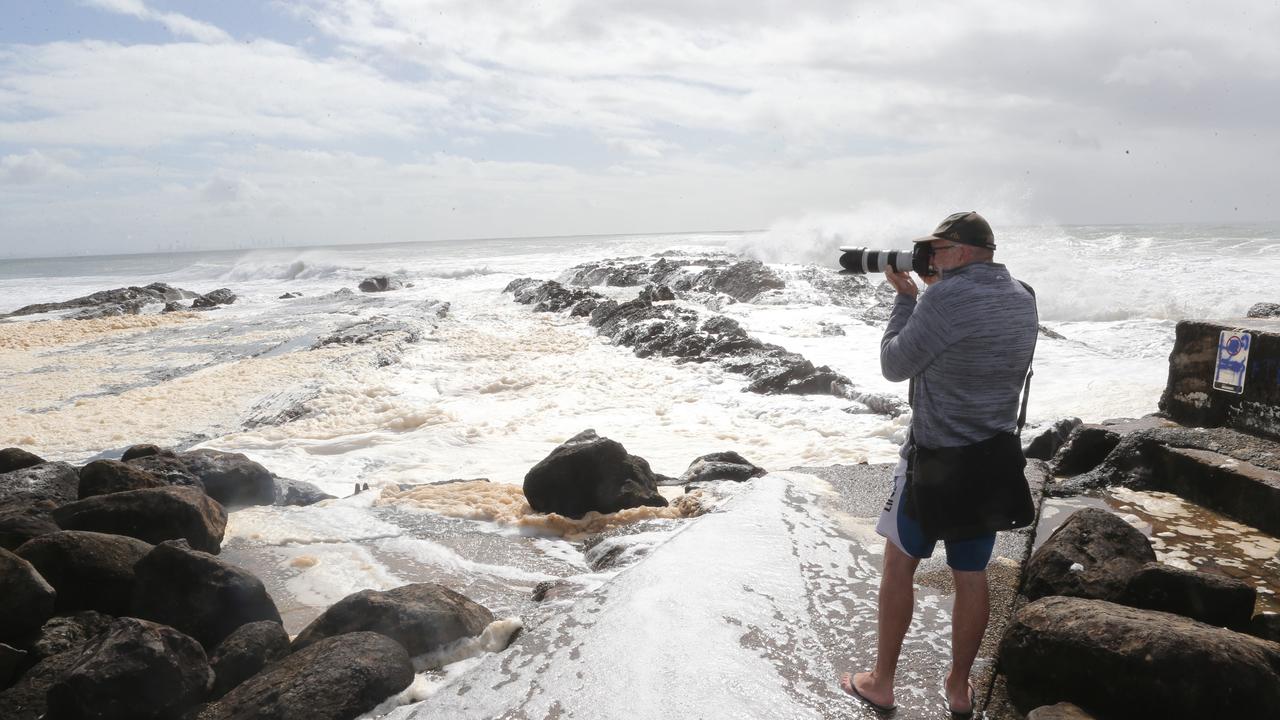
[{"xmin": 1213, "ymin": 330, "xmax": 1251, "ymax": 394}]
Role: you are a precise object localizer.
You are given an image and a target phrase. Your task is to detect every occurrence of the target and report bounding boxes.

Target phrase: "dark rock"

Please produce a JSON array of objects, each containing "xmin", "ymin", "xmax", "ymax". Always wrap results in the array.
[
  {"xmin": 1249, "ymin": 611, "xmax": 1280, "ymax": 643},
  {"xmin": 1026, "ymin": 702, "xmax": 1097, "ymax": 719},
  {"xmin": 191, "ymin": 288, "xmax": 237, "ymax": 309},
  {"xmin": 1000, "ymin": 596, "xmax": 1280, "ymax": 718},
  {"xmin": 121, "ymin": 444, "xmax": 174, "ymax": 462},
  {"xmin": 2, "ymin": 283, "xmax": 194, "ymax": 318},
  {"xmin": 52, "ymin": 485, "xmax": 227, "ymax": 554},
  {"xmin": 1022, "ymin": 508, "xmax": 1156, "ymax": 602},
  {"xmin": 78, "ymin": 459, "xmax": 168, "ymax": 499},
  {"xmin": 531, "ymin": 580, "xmax": 571, "ymax": 602},
  {"xmin": 678, "ymin": 451, "xmax": 766, "ymax": 484},
  {"xmin": 197, "ymin": 632, "xmax": 413, "ymax": 720},
  {"xmin": 47, "ymin": 617, "xmax": 212, "ymax": 720},
  {"xmin": 292, "ymin": 583, "xmax": 492, "ymax": 657},
  {"xmin": 69, "ymin": 298, "xmax": 152, "ymax": 319},
  {"xmin": 0, "ymin": 448, "xmax": 44, "ymax": 475},
  {"xmin": 0, "ymin": 503, "xmax": 59, "ymax": 551},
  {"xmin": 358, "ymin": 276, "xmax": 404, "ymax": 292},
  {"xmin": 313, "ymin": 317, "xmax": 426, "ymax": 349},
  {"xmin": 693, "ymin": 259, "xmax": 785, "ymax": 302},
  {"xmin": 278, "ymin": 292, "xmax": 303, "ymax": 299},
  {"xmin": 1050, "ymin": 424, "xmax": 1121, "ymax": 476},
  {"xmin": 1159, "ymin": 318, "xmax": 1280, "ymax": 440},
  {"xmin": 1247, "ymin": 302, "xmax": 1280, "ymax": 318},
  {"xmin": 15, "ymin": 531, "xmax": 152, "ymax": 615},
  {"xmin": 125, "ymin": 453, "xmax": 204, "ymax": 489},
  {"xmin": 0, "ymin": 461, "xmax": 80, "ymax": 508},
  {"xmin": 163, "ymin": 301, "xmax": 186, "ymax": 312},
  {"xmin": 28, "ymin": 611, "xmax": 114, "ymax": 662},
  {"xmin": 0, "ymin": 548, "xmax": 56, "ymax": 645},
  {"xmin": 0, "ymin": 640, "xmax": 91, "ymax": 719},
  {"xmin": 207, "ymin": 621, "xmax": 290, "ymax": 700},
  {"xmin": 1024, "ymin": 417, "xmax": 1082, "ymax": 461},
  {"xmin": 818, "ymin": 321, "xmax": 845, "ymax": 336},
  {"xmin": 1121, "ymin": 562, "xmax": 1257, "ymax": 630},
  {"xmin": 273, "ymin": 476, "xmax": 335, "ymax": 506},
  {"xmin": 638, "ymin": 284, "xmax": 675, "ymax": 302},
  {"xmin": 0, "ymin": 643, "xmax": 24, "ymax": 691},
  {"xmin": 177, "ymin": 449, "xmax": 276, "ymax": 507},
  {"xmin": 131, "ymin": 540, "xmax": 282, "ymax": 651},
  {"xmin": 522, "ymin": 430, "xmax": 667, "ymax": 518}
]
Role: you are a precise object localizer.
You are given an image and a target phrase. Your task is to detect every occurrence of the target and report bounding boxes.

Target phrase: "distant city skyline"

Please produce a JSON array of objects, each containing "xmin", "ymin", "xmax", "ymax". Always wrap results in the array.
[{"xmin": 2, "ymin": 1, "xmax": 1278, "ymax": 258}]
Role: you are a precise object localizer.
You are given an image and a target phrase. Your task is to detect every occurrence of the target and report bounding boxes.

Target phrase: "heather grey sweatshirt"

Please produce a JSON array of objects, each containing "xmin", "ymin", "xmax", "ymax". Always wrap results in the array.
[{"xmin": 881, "ymin": 261, "xmax": 1038, "ymax": 454}]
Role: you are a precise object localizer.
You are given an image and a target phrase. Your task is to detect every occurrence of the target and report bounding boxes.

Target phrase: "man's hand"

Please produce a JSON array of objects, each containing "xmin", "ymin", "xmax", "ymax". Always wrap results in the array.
[{"xmin": 885, "ymin": 269, "xmax": 918, "ymax": 298}]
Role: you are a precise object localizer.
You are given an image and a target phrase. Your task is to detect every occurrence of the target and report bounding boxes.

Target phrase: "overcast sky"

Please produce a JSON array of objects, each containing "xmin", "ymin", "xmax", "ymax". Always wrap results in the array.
[{"xmin": 1, "ymin": 0, "xmax": 1277, "ymax": 257}]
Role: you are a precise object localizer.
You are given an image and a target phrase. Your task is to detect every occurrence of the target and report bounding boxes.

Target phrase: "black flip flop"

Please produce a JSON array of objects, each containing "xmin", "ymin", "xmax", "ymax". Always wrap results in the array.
[
  {"xmin": 948, "ymin": 684, "xmax": 976, "ymax": 718},
  {"xmin": 840, "ymin": 674, "xmax": 897, "ymax": 714}
]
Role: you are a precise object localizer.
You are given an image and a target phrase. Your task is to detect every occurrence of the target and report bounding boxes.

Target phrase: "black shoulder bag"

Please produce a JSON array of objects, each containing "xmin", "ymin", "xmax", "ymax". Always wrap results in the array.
[{"xmin": 902, "ymin": 281, "xmax": 1038, "ymax": 541}]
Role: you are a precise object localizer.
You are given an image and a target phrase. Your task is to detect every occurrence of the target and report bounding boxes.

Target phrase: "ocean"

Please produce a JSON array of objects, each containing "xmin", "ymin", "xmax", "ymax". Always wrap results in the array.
[{"xmin": 2, "ymin": 221, "xmax": 1278, "ymax": 717}]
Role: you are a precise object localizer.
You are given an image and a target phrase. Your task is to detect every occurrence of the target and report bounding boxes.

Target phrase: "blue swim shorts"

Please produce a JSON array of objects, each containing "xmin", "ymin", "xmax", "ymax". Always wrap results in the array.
[{"xmin": 874, "ymin": 463, "xmax": 996, "ymax": 572}]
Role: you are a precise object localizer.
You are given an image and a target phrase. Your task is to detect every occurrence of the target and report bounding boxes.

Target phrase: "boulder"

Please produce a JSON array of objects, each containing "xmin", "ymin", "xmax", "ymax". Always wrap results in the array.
[
  {"xmin": 278, "ymin": 292, "xmax": 303, "ymax": 299},
  {"xmin": 273, "ymin": 477, "xmax": 335, "ymax": 506},
  {"xmin": 0, "ymin": 503, "xmax": 59, "ymax": 551},
  {"xmin": 78, "ymin": 459, "xmax": 168, "ymax": 499},
  {"xmin": 1022, "ymin": 508, "xmax": 1156, "ymax": 602},
  {"xmin": 1248, "ymin": 611, "xmax": 1280, "ymax": 644},
  {"xmin": 678, "ymin": 451, "xmax": 767, "ymax": 484},
  {"xmin": 121, "ymin": 444, "xmax": 174, "ymax": 462},
  {"xmin": 1000, "ymin": 596, "xmax": 1280, "ymax": 717},
  {"xmin": 522, "ymin": 430, "xmax": 668, "ymax": 518},
  {"xmin": 693, "ymin": 260, "xmax": 785, "ymax": 302},
  {"xmin": 46, "ymin": 617, "xmax": 212, "ymax": 720},
  {"xmin": 3, "ymin": 283, "xmax": 193, "ymax": 318},
  {"xmin": 191, "ymin": 288, "xmax": 237, "ymax": 309},
  {"xmin": 0, "ymin": 448, "xmax": 44, "ymax": 475},
  {"xmin": 52, "ymin": 485, "xmax": 227, "ymax": 554},
  {"xmin": 1027, "ymin": 702, "xmax": 1096, "ymax": 719},
  {"xmin": 357, "ymin": 276, "xmax": 403, "ymax": 293},
  {"xmin": 1159, "ymin": 318, "xmax": 1280, "ymax": 441},
  {"xmin": 1120, "ymin": 562, "xmax": 1257, "ymax": 630},
  {"xmin": 15, "ymin": 531, "xmax": 152, "ymax": 615},
  {"xmin": 0, "ymin": 461, "xmax": 80, "ymax": 508},
  {"xmin": 638, "ymin": 284, "xmax": 675, "ymax": 302},
  {"xmin": 292, "ymin": 583, "xmax": 492, "ymax": 657},
  {"xmin": 0, "ymin": 548, "xmax": 56, "ymax": 645},
  {"xmin": 125, "ymin": 453, "xmax": 204, "ymax": 488},
  {"xmin": 1050, "ymin": 425, "xmax": 1121, "ymax": 476},
  {"xmin": 1024, "ymin": 417, "xmax": 1082, "ymax": 461},
  {"xmin": 207, "ymin": 621, "xmax": 290, "ymax": 700},
  {"xmin": 0, "ymin": 641, "xmax": 91, "ymax": 720},
  {"xmin": 163, "ymin": 301, "xmax": 185, "ymax": 312},
  {"xmin": 197, "ymin": 632, "xmax": 413, "ymax": 720},
  {"xmin": 27, "ymin": 611, "xmax": 114, "ymax": 662},
  {"xmin": 131, "ymin": 540, "xmax": 282, "ymax": 651},
  {"xmin": 1247, "ymin": 302, "xmax": 1280, "ymax": 318},
  {"xmin": 178, "ymin": 449, "xmax": 276, "ymax": 507}
]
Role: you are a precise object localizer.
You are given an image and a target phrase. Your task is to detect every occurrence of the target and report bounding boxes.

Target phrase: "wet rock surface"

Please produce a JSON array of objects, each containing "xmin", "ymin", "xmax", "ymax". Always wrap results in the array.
[
  {"xmin": 0, "ymin": 448, "xmax": 45, "ymax": 475},
  {"xmin": 1024, "ymin": 417, "xmax": 1081, "ymax": 461},
  {"xmin": 1120, "ymin": 561, "xmax": 1256, "ymax": 630},
  {"xmin": 207, "ymin": 620, "xmax": 290, "ymax": 700},
  {"xmin": 177, "ymin": 449, "xmax": 276, "ymax": 508},
  {"xmin": 358, "ymin": 275, "xmax": 405, "ymax": 292},
  {"xmin": 78, "ymin": 459, "xmax": 169, "ymax": 499},
  {"xmin": 15, "ymin": 530, "xmax": 153, "ymax": 615},
  {"xmin": 677, "ymin": 451, "xmax": 767, "ymax": 484},
  {"xmin": 191, "ymin": 288, "xmax": 237, "ymax": 310},
  {"xmin": 51, "ymin": 485, "xmax": 227, "ymax": 554},
  {"xmin": 0, "ymin": 283, "xmax": 197, "ymax": 318},
  {"xmin": 27, "ymin": 611, "xmax": 114, "ymax": 663},
  {"xmin": 0, "ymin": 503, "xmax": 59, "ymax": 551},
  {"xmin": 0, "ymin": 462, "xmax": 81, "ymax": 508},
  {"xmin": 272, "ymin": 476, "xmax": 334, "ymax": 506},
  {"xmin": 522, "ymin": 429, "xmax": 667, "ymax": 518},
  {"xmin": 1248, "ymin": 302, "xmax": 1280, "ymax": 318},
  {"xmin": 0, "ymin": 548, "xmax": 56, "ymax": 646},
  {"xmin": 1023, "ymin": 507, "xmax": 1157, "ymax": 602}
]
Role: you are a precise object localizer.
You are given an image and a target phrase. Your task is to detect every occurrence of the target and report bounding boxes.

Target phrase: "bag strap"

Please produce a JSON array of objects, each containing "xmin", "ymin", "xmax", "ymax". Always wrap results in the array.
[{"xmin": 1016, "ymin": 280, "xmax": 1038, "ymax": 435}]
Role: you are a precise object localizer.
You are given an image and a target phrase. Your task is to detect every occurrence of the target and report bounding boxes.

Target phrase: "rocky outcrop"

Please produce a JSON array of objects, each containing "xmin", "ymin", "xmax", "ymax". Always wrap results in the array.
[
  {"xmin": 677, "ymin": 451, "xmax": 766, "ymax": 484},
  {"xmin": 358, "ymin": 276, "xmax": 404, "ymax": 292},
  {"xmin": 51, "ymin": 485, "xmax": 227, "ymax": 554},
  {"xmin": 1022, "ymin": 508, "xmax": 1156, "ymax": 602},
  {"xmin": 196, "ymin": 632, "xmax": 414, "ymax": 720},
  {"xmin": 0, "ymin": 548, "xmax": 56, "ymax": 645},
  {"xmin": 124, "ymin": 453, "xmax": 203, "ymax": 488},
  {"xmin": 191, "ymin": 288, "xmax": 237, "ymax": 309},
  {"xmin": 131, "ymin": 540, "xmax": 282, "ymax": 651},
  {"xmin": 0, "ymin": 448, "xmax": 44, "ymax": 475},
  {"xmin": 78, "ymin": 459, "xmax": 168, "ymax": 499},
  {"xmin": 1, "ymin": 283, "xmax": 196, "ymax": 318},
  {"xmin": 1247, "ymin": 302, "xmax": 1280, "ymax": 318},
  {"xmin": 1000, "ymin": 596, "xmax": 1280, "ymax": 718},
  {"xmin": 0, "ymin": 462, "xmax": 81, "ymax": 508},
  {"xmin": 15, "ymin": 531, "xmax": 153, "ymax": 615},
  {"xmin": 523, "ymin": 430, "xmax": 667, "ymax": 518},
  {"xmin": 1049, "ymin": 425, "xmax": 1122, "ymax": 476},
  {"xmin": 177, "ymin": 449, "xmax": 276, "ymax": 508},
  {"xmin": 1159, "ymin": 318, "xmax": 1280, "ymax": 440},
  {"xmin": 1024, "ymin": 417, "xmax": 1081, "ymax": 461},
  {"xmin": 273, "ymin": 477, "xmax": 335, "ymax": 506},
  {"xmin": 207, "ymin": 621, "xmax": 290, "ymax": 700},
  {"xmin": 292, "ymin": 583, "xmax": 493, "ymax": 658},
  {"xmin": 46, "ymin": 617, "xmax": 212, "ymax": 720},
  {"xmin": 121, "ymin": 444, "xmax": 172, "ymax": 462},
  {"xmin": 1120, "ymin": 562, "xmax": 1257, "ymax": 630}
]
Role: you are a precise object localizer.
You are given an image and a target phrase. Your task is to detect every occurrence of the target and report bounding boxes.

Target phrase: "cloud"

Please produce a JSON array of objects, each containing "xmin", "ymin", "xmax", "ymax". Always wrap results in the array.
[
  {"xmin": 83, "ymin": 0, "xmax": 233, "ymax": 44},
  {"xmin": 0, "ymin": 150, "xmax": 81, "ymax": 185}
]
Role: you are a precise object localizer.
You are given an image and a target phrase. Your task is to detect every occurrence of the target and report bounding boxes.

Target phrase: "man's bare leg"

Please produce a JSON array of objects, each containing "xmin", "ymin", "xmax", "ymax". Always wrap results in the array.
[
  {"xmin": 841, "ymin": 541, "xmax": 920, "ymax": 709},
  {"xmin": 945, "ymin": 568, "xmax": 989, "ymax": 712}
]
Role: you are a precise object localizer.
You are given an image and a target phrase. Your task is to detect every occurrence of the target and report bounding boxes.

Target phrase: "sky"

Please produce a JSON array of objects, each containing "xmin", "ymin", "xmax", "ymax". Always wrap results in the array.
[{"xmin": 1, "ymin": 0, "xmax": 1278, "ymax": 257}]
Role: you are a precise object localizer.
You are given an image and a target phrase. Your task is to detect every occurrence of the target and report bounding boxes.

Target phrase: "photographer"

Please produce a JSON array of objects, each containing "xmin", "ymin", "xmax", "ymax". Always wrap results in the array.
[{"xmin": 840, "ymin": 211, "xmax": 1038, "ymax": 716}]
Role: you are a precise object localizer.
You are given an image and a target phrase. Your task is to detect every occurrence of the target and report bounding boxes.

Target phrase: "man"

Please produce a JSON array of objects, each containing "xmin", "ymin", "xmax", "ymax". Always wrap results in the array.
[{"xmin": 840, "ymin": 211, "xmax": 1038, "ymax": 716}]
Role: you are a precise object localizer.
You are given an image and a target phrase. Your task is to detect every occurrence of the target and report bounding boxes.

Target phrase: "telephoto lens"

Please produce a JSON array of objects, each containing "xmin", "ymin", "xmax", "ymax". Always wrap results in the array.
[{"xmin": 839, "ymin": 247, "xmax": 916, "ymax": 274}]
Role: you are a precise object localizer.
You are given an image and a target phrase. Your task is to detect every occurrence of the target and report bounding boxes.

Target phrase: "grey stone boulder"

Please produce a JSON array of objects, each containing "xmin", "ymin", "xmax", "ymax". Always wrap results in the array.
[
  {"xmin": 1050, "ymin": 425, "xmax": 1121, "ymax": 476},
  {"xmin": 1027, "ymin": 702, "xmax": 1096, "ymax": 719},
  {"xmin": 0, "ymin": 448, "xmax": 44, "ymax": 475},
  {"xmin": 1024, "ymin": 417, "xmax": 1082, "ymax": 461},
  {"xmin": 197, "ymin": 632, "xmax": 413, "ymax": 720},
  {"xmin": 0, "ymin": 461, "xmax": 80, "ymax": 508},
  {"xmin": 1247, "ymin": 302, "xmax": 1280, "ymax": 318},
  {"xmin": 178, "ymin": 449, "xmax": 276, "ymax": 507},
  {"xmin": 131, "ymin": 540, "xmax": 282, "ymax": 651},
  {"xmin": 191, "ymin": 288, "xmax": 236, "ymax": 309},
  {"xmin": 273, "ymin": 476, "xmax": 335, "ymax": 506},
  {"xmin": 78, "ymin": 459, "xmax": 168, "ymax": 499},
  {"xmin": 638, "ymin": 283, "xmax": 675, "ymax": 302},
  {"xmin": 52, "ymin": 485, "xmax": 227, "ymax": 554},
  {"xmin": 27, "ymin": 611, "xmax": 114, "ymax": 663},
  {"xmin": 1022, "ymin": 508, "xmax": 1156, "ymax": 602},
  {"xmin": 47, "ymin": 617, "xmax": 212, "ymax": 720},
  {"xmin": 15, "ymin": 531, "xmax": 152, "ymax": 615},
  {"xmin": 1120, "ymin": 562, "xmax": 1257, "ymax": 630},
  {"xmin": 692, "ymin": 259, "xmax": 785, "ymax": 302},
  {"xmin": 1000, "ymin": 596, "xmax": 1280, "ymax": 718},
  {"xmin": 523, "ymin": 430, "xmax": 667, "ymax": 518},
  {"xmin": 121, "ymin": 444, "xmax": 174, "ymax": 462},
  {"xmin": 0, "ymin": 548, "xmax": 56, "ymax": 645},
  {"xmin": 0, "ymin": 502, "xmax": 59, "ymax": 551},
  {"xmin": 207, "ymin": 621, "xmax": 290, "ymax": 700},
  {"xmin": 124, "ymin": 453, "xmax": 204, "ymax": 489},
  {"xmin": 358, "ymin": 276, "xmax": 404, "ymax": 292},
  {"xmin": 678, "ymin": 451, "xmax": 767, "ymax": 484},
  {"xmin": 292, "ymin": 582, "xmax": 493, "ymax": 657}
]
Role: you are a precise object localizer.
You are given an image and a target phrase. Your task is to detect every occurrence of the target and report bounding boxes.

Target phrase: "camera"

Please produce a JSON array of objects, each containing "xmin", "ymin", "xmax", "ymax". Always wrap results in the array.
[{"xmin": 838, "ymin": 246, "xmax": 935, "ymax": 276}]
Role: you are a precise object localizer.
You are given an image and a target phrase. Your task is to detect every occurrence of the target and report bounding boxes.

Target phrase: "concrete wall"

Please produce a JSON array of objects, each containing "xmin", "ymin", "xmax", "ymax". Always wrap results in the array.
[{"xmin": 1159, "ymin": 318, "xmax": 1280, "ymax": 440}]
